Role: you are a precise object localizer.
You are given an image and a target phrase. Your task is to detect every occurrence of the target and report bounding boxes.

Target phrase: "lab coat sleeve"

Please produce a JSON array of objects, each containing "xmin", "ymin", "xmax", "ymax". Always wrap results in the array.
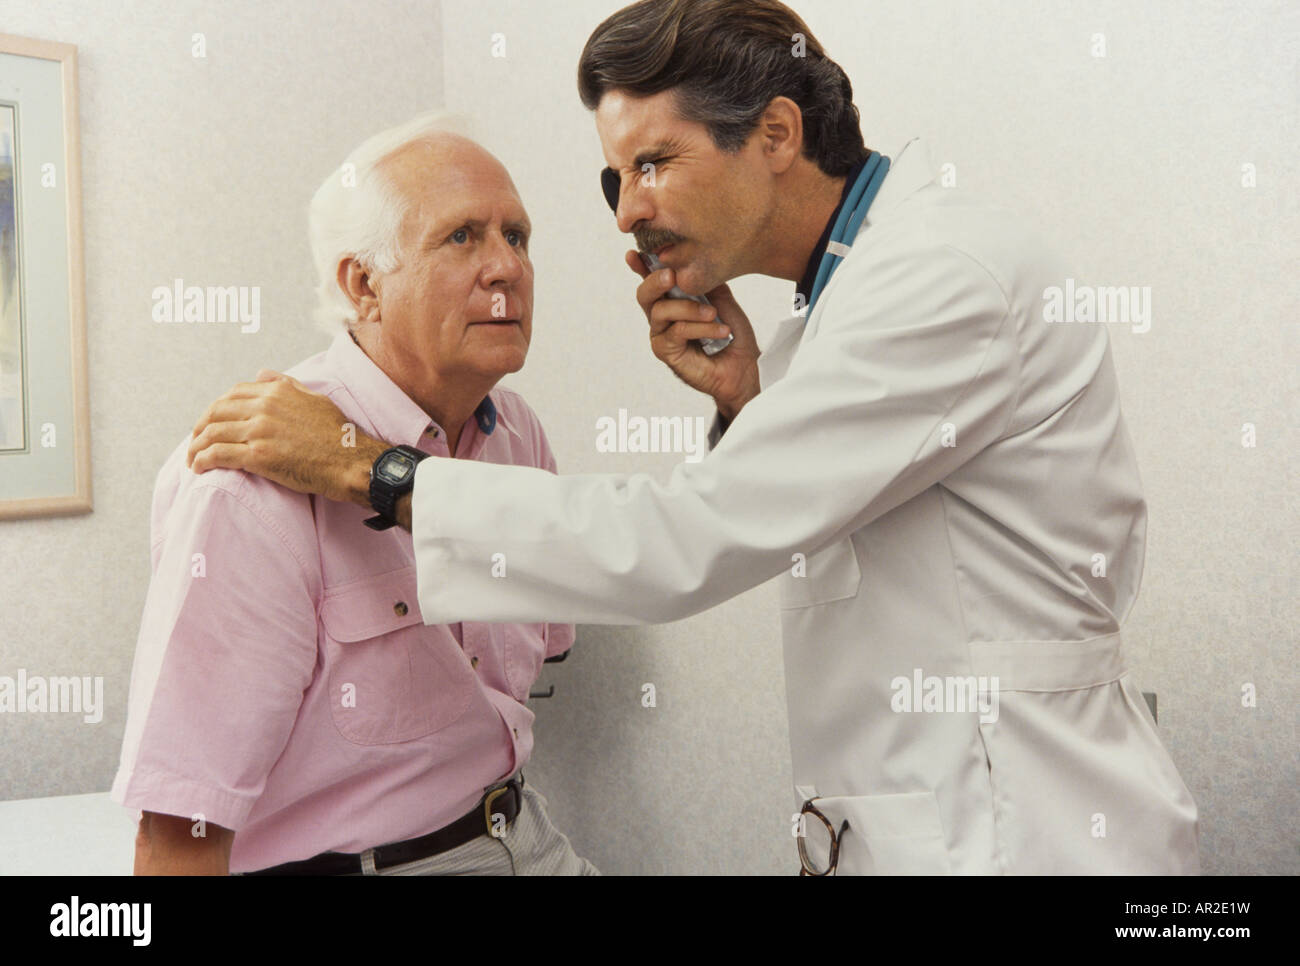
[
  {"xmin": 413, "ymin": 241, "xmax": 1018, "ymax": 625},
  {"xmin": 534, "ymin": 413, "xmax": 577, "ymax": 657}
]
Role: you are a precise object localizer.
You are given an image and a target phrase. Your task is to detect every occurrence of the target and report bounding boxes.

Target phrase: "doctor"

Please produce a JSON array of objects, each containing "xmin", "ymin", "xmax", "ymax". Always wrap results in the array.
[{"xmin": 188, "ymin": 0, "xmax": 1199, "ymax": 874}]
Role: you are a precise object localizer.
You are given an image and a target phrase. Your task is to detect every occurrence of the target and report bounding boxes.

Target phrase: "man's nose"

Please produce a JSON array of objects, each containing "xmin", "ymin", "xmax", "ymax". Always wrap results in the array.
[
  {"xmin": 615, "ymin": 178, "xmax": 654, "ymax": 235},
  {"xmin": 481, "ymin": 231, "xmax": 526, "ymax": 286}
]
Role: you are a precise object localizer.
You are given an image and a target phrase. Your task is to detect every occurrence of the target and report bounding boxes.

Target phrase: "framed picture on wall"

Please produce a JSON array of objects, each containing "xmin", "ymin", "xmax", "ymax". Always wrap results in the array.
[{"xmin": 0, "ymin": 33, "xmax": 89, "ymax": 519}]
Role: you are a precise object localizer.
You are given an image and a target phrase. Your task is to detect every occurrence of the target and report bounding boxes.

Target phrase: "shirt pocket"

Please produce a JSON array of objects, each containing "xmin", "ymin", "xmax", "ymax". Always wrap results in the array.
[
  {"xmin": 811, "ymin": 790, "xmax": 953, "ymax": 875},
  {"xmin": 503, "ymin": 623, "xmax": 548, "ymax": 702},
  {"xmin": 778, "ymin": 535, "xmax": 863, "ymax": 609},
  {"xmin": 319, "ymin": 566, "xmax": 476, "ymax": 745}
]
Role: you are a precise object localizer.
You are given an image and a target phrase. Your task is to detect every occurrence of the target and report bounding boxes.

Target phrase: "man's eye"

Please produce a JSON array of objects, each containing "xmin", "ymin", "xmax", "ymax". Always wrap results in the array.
[
  {"xmin": 506, "ymin": 230, "xmax": 526, "ymax": 247},
  {"xmin": 451, "ymin": 228, "xmax": 469, "ymax": 244}
]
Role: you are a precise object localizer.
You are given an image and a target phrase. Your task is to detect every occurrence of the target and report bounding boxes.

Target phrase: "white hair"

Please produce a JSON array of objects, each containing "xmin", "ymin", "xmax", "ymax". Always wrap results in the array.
[{"xmin": 308, "ymin": 110, "xmax": 476, "ymax": 335}]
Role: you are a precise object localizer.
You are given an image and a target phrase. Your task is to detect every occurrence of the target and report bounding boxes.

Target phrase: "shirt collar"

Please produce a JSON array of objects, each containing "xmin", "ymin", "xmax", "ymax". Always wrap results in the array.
[
  {"xmin": 473, "ymin": 394, "xmax": 499, "ymax": 435},
  {"xmin": 326, "ymin": 332, "xmax": 521, "ymax": 447}
]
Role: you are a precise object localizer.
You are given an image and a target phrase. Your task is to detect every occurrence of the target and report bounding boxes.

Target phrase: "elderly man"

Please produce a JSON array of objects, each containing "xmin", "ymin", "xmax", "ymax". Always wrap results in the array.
[{"xmin": 112, "ymin": 115, "xmax": 597, "ymax": 875}]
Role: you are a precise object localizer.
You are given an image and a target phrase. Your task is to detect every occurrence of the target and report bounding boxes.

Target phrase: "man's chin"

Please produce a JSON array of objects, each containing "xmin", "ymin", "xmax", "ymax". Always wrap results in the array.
[{"xmin": 468, "ymin": 343, "xmax": 528, "ymax": 378}]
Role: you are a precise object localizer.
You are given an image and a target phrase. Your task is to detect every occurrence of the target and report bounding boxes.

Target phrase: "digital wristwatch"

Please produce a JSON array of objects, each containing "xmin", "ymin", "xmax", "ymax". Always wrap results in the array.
[{"xmin": 364, "ymin": 445, "xmax": 427, "ymax": 531}]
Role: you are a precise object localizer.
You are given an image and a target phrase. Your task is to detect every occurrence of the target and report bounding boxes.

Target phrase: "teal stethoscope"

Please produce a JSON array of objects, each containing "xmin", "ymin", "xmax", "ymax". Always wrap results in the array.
[{"xmin": 806, "ymin": 150, "xmax": 890, "ymax": 314}]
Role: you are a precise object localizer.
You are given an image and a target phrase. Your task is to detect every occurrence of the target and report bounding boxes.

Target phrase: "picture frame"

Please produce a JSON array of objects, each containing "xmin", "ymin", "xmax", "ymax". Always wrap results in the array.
[{"xmin": 0, "ymin": 33, "xmax": 90, "ymax": 519}]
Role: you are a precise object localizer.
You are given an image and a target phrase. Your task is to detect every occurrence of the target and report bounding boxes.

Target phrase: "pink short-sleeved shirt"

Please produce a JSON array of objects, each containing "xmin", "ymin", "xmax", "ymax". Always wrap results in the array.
[{"xmin": 111, "ymin": 332, "xmax": 574, "ymax": 872}]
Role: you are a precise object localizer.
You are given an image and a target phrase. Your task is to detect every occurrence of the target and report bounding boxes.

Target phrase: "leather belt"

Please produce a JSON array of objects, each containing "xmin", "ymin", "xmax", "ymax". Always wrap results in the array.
[{"xmin": 243, "ymin": 775, "xmax": 524, "ymax": 875}]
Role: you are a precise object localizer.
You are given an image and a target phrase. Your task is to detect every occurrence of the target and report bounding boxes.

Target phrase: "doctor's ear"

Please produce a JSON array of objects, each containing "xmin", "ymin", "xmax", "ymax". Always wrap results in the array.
[
  {"xmin": 756, "ymin": 96, "xmax": 804, "ymax": 174},
  {"xmin": 337, "ymin": 257, "xmax": 382, "ymax": 323}
]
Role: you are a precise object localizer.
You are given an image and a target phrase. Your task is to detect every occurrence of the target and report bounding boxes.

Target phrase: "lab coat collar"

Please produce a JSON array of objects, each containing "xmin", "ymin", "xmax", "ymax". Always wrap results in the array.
[{"xmin": 861, "ymin": 136, "xmax": 936, "ymax": 230}]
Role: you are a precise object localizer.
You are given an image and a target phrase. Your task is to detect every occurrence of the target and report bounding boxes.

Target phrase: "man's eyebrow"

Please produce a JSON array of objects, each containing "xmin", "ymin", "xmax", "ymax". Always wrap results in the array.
[
  {"xmin": 424, "ymin": 215, "xmax": 532, "ymax": 238},
  {"xmin": 630, "ymin": 142, "xmax": 676, "ymax": 169}
]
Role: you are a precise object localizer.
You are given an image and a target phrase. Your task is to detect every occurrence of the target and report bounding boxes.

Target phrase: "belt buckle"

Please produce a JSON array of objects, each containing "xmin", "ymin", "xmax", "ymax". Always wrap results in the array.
[{"xmin": 483, "ymin": 780, "xmax": 515, "ymax": 837}]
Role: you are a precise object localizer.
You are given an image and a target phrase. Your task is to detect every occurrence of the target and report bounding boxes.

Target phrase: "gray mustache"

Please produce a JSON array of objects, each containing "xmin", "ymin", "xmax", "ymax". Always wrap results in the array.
[{"xmin": 635, "ymin": 227, "xmax": 686, "ymax": 252}]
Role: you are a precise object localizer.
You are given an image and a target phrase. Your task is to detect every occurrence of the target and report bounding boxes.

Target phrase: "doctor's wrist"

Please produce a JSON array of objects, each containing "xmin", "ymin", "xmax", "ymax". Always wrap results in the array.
[
  {"xmin": 346, "ymin": 435, "xmax": 392, "ymax": 509},
  {"xmin": 717, "ymin": 386, "xmax": 759, "ymax": 423},
  {"xmin": 715, "ymin": 362, "xmax": 761, "ymax": 423}
]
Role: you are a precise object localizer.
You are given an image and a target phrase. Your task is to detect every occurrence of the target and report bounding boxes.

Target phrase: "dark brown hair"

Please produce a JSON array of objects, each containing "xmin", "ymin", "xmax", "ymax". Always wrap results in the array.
[{"xmin": 577, "ymin": 0, "xmax": 867, "ymax": 176}]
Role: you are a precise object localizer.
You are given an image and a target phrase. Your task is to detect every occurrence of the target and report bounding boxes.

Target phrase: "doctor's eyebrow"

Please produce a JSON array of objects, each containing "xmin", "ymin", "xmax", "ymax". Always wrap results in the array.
[{"xmin": 629, "ymin": 142, "xmax": 678, "ymax": 170}]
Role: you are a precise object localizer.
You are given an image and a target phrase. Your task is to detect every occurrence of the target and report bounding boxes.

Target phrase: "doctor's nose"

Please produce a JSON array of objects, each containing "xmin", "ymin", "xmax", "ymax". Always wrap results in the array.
[{"xmin": 615, "ymin": 181, "xmax": 655, "ymax": 235}]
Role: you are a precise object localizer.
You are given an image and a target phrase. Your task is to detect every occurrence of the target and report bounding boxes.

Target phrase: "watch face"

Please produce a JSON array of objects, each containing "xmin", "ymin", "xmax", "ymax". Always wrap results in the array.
[{"xmin": 375, "ymin": 451, "xmax": 416, "ymax": 485}]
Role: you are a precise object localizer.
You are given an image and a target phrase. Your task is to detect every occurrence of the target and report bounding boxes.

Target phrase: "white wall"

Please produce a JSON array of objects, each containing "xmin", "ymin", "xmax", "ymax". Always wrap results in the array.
[{"xmin": 443, "ymin": 0, "xmax": 1298, "ymax": 875}]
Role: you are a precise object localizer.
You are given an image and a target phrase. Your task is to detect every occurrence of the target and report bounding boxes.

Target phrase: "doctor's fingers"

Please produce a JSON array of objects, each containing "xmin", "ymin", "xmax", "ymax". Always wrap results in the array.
[
  {"xmin": 647, "ymin": 297, "xmax": 717, "ymax": 338},
  {"xmin": 624, "ymin": 249, "xmax": 651, "ymax": 280},
  {"xmin": 633, "ymin": 269, "xmax": 689, "ymax": 319},
  {"xmin": 186, "ymin": 385, "xmax": 317, "ymax": 465},
  {"xmin": 651, "ymin": 320, "xmax": 731, "ymax": 356},
  {"xmin": 188, "ymin": 379, "xmax": 286, "ymax": 439},
  {"xmin": 189, "ymin": 440, "xmax": 257, "ymax": 476},
  {"xmin": 186, "ymin": 419, "xmax": 260, "ymax": 470},
  {"xmin": 254, "ymin": 368, "xmax": 305, "ymax": 389}
]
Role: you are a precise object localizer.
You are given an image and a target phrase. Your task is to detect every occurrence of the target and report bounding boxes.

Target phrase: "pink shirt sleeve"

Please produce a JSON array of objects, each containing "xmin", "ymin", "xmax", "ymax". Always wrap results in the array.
[{"xmin": 113, "ymin": 471, "xmax": 320, "ymax": 831}]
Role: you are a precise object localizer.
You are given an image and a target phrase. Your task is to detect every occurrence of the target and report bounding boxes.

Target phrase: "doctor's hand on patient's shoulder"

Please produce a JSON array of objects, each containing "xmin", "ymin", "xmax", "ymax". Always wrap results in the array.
[
  {"xmin": 187, "ymin": 370, "xmax": 389, "ymax": 508},
  {"xmin": 626, "ymin": 250, "xmax": 761, "ymax": 422}
]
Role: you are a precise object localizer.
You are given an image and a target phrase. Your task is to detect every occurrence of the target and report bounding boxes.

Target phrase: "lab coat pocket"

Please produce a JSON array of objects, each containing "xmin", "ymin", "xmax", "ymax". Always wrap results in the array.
[
  {"xmin": 320, "ymin": 566, "xmax": 476, "ymax": 745},
  {"xmin": 813, "ymin": 791, "xmax": 952, "ymax": 875},
  {"xmin": 778, "ymin": 535, "xmax": 862, "ymax": 609}
]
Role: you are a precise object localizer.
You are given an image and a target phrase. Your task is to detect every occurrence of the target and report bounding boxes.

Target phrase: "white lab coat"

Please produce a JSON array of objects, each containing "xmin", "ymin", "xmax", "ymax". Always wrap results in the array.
[{"xmin": 411, "ymin": 137, "xmax": 1200, "ymax": 874}]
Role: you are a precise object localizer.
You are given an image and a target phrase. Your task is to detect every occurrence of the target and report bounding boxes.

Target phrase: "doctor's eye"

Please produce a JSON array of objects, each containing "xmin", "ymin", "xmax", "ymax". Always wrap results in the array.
[
  {"xmin": 505, "ymin": 229, "xmax": 527, "ymax": 248},
  {"xmin": 450, "ymin": 227, "xmax": 470, "ymax": 244}
]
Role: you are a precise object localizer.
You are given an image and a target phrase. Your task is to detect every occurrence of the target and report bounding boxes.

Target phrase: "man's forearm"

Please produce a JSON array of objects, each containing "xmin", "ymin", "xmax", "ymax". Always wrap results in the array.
[
  {"xmin": 716, "ymin": 379, "xmax": 760, "ymax": 424},
  {"xmin": 344, "ymin": 435, "xmax": 389, "ymax": 508},
  {"xmin": 134, "ymin": 811, "xmax": 234, "ymax": 876}
]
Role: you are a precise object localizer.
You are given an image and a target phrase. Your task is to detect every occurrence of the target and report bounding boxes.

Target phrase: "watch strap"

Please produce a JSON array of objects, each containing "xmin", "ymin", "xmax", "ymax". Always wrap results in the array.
[{"xmin": 366, "ymin": 444, "xmax": 427, "ymax": 530}]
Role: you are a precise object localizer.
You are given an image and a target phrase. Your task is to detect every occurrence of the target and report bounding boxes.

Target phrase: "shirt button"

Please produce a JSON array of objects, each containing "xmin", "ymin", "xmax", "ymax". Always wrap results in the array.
[
  {"xmin": 471, "ymin": 655, "xmax": 480, "ymax": 669},
  {"xmin": 393, "ymin": 601, "xmax": 408, "ymax": 617},
  {"xmin": 512, "ymin": 728, "xmax": 519, "ymax": 738},
  {"xmin": 427, "ymin": 425, "xmax": 439, "ymax": 437}
]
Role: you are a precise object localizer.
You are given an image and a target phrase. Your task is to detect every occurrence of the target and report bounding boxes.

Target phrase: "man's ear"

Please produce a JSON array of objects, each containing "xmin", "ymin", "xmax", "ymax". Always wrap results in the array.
[
  {"xmin": 337, "ymin": 257, "xmax": 381, "ymax": 323},
  {"xmin": 757, "ymin": 96, "xmax": 804, "ymax": 175}
]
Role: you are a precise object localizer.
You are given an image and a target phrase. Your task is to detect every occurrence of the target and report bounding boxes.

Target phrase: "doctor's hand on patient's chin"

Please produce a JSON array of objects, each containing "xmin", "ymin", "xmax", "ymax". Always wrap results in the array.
[
  {"xmin": 186, "ymin": 370, "xmax": 388, "ymax": 506},
  {"xmin": 626, "ymin": 250, "xmax": 762, "ymax": 422}
]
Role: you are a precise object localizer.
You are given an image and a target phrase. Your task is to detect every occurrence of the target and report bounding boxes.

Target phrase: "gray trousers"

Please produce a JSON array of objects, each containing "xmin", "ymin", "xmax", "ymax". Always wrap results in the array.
[{"xmin": 360, "ymin": 783, "xmax": 600, "ymax": 876}]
